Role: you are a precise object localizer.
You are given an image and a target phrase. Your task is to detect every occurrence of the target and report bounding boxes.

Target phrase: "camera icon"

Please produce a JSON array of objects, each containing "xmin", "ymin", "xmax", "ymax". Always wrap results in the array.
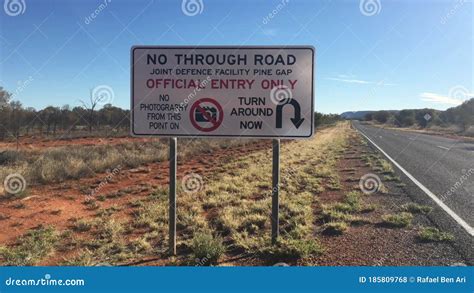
[{"xmin": 194, "ymin": 106, "xmax": 217, "ymax": 122}]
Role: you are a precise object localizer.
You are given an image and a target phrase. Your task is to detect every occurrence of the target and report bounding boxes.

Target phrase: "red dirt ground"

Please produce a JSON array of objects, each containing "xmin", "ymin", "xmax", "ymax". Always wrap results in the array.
[{"xmin": 0, "ymin": 141, "xmax": 271, "ymax": 245}]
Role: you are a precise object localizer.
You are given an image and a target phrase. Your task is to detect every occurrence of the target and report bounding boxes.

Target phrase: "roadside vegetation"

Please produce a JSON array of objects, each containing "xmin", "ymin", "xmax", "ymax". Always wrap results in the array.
[
  {"xmin": 401, "ymin": 203, "xmax": 433, "ymax": 215},
  {"xmin": 0, "ymin": 122, "xmax": 351, "ymax": 266},
  {"xmin": 381, "ymin": 212, "xmax": 413, "ymax": 228},
  {"xmin": 417, "ymin": 227, "xmax": 454, "ymax": 242},
  {"xmin": 0, "ymin": 139, "xmax": 254, "ymax": 186},
  {"xmin": 361, "ymin": 98, "xmax": 474, "ymax": 136},
  {"xmin": 0, "ymin": 226, "xmax": 58, "ymax": 265},
  {"xmin": 0, "ymin": 121, "xmax": 462, "ymax": 266}
]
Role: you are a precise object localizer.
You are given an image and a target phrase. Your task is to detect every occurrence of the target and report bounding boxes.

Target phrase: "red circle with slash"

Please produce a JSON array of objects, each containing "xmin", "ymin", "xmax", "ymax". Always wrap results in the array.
[{"xmin": 189, "ymin": 98, "xmax": 224, "ymax": 132}]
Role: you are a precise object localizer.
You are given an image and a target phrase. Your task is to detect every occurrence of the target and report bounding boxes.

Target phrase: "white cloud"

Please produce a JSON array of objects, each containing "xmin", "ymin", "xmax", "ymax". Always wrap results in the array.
[
  {"xmin": 419, "ymin": 92, "xmax": 469, "ymax": 105},
  {"xmin": 326, "ymin": 77, "xmax": 396, "ymax": 86},
  {"xmin": 326, "ymin": 77, "xmax": 371, "ymax": 84}
]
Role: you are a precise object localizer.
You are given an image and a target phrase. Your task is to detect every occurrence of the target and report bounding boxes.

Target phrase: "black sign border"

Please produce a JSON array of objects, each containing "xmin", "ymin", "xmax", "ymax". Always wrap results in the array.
[{"xmin": 130, "ymin": 46, "xmax": 315, "ymax": 139}]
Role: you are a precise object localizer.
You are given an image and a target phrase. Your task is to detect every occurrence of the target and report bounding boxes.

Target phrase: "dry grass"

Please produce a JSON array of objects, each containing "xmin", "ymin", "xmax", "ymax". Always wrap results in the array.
[
  {"xmin": 191, "ymin": 231, "xmax": 225, "ymax": 266},
  {"xmin": 0, "ymin": 139, "xmax": 254, "ymax": 186},
  {"xmin": 174, "ymin": 122, "xmax": 351, "ymax": 263},
  {"xmin": 1, "ymin": 122, "xmax": 354, "ymax": 265},
  {"xmin": 401, "ymin": 203, "xmax": 433, "ymax": 214},
  {"xmin": 381, "ymin": 212, "xmax": 413, "ymax": 228},
  {"xmin": 417, "ymin": 227, "xmax": 454, "ymax": 242},
  {"xmin": 321, "ymin": 222, "xmax": 348, "ymax": 235},
  {"xmin": 0, "ymin": 226, "xmax": 58, "ymax": 265}
]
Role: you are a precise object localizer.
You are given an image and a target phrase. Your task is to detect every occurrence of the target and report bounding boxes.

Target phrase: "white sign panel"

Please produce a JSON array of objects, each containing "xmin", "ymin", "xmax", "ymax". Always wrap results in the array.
[{"xmin": 131, "ymin": 46, "xmax": 314, "ymax": 138}]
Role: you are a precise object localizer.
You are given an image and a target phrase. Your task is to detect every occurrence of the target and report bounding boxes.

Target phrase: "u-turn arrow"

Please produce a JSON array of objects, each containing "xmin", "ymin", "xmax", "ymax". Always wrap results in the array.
[{"xmin": 276, "ymin": 99, "xmax": 305, "ymax": 129}]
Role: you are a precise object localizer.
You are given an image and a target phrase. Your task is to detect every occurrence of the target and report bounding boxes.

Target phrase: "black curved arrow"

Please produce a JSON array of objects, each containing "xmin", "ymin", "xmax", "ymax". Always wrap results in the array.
[{"xmin": 276, "ymin": 99, "xmax": 305, "ymax": 129}]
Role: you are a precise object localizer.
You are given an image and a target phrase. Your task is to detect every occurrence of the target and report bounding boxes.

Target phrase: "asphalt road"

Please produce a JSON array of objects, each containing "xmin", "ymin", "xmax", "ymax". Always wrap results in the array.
[{"xmin": 352, "ymin": 121, "xmax": 474, "ymax": 237}]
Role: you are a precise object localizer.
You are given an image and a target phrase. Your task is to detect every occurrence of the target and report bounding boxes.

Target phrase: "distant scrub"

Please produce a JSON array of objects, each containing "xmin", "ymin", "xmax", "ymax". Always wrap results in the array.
[
  {"xmin": 363, "ymin": 98, "xmax": 474, "ymax": 135},
  {"xmin": 314, "ymin": 112, "xmax": 341, "ymax": 127}
]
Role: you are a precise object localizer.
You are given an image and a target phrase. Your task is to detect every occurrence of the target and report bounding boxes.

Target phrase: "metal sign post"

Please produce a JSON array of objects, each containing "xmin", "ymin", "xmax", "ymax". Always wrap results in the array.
[
  {"xmin": 271, "ymin": 139, "xmax": 280, "ymax": 245},
  {"xmin": 169, "ymin": 137, "xmax": 177, "ymax": 255}
]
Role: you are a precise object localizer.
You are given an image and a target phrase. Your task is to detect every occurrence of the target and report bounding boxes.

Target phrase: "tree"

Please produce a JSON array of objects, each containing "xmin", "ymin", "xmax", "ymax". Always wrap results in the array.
[
  {"xmin": 415, "ymin": 109, "xmax": 436, "ymax": 128},
  {"xmin": 0, "ymin": 87, "xmax": 12, "ymax": 140},
  {"xmin": 80, "ymin": 89, "xmax": 107, "ymax": 133},
  {"xmin": 313, "ymin": 112, "xmax": 340, "ymax": 127},
  {"xmin": 9, "ymin": 101, "xmax": 24, "ymax": 149},
  {"xmin": 23, "ymin": 107, "xmax": 37, "ymax": 135},
  {"xmin": 457, "ymin": 99, "xmax": 474, "ymax": 131},
  {"xmin": 99, "ymin": 104, "xmax": 128, "ymax": 132},
  {"xmin": 395, "ymin": 110, "xmax": 415, "ymax": 127},
  {"xmin": 364, "ymin": 113, "xmax": 373, "ymax": 121},
  {"xmin": 41, "ymin": 106, "xmax": 61, "ymax": 135},
  {"xmin": 0, "ymin": 86, "xmax": 11, "ymax": 107},
  {"xmin": 373, "ymin": 111, "xmax": 390, "ymax": 123},
  {"xmin": 1, "ymin": 86, "xmax": 130, "ymax": 139}
]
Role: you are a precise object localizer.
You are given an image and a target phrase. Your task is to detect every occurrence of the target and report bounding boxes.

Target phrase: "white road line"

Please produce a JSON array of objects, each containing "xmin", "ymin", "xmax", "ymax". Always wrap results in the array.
[
  {"xmin": 356, "ymin": 127, "xmax": 474, "ymax": 237},
  {"xmin": 437, "ymin": 145, "xmax": 450, "ymax": 150},
  {"xmin": 409, "ymin": 137, "xmax": 416, "ymax": 141}
]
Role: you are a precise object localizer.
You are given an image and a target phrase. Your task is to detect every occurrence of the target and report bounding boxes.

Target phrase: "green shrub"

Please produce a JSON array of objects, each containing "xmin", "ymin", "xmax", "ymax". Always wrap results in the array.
[
  {"xmin": 0, "ymin": 226, "xmax": 58, "ymax": 265},
  {"xmin": 381, "ymin": 212, "xmax": 413, "ymax": 228},
  {"xmin": 261, "ymin": 238, "xmax": 323, "ymax": 260},
  {"xmin": 73, "ymin": 219, "xmax": 94, "ymax": 232},
  {"xmin": 343, "ymin": 191, "xmax": 362, "ymax": 211},
  {"xmin": 402, "ymin": 203, "xmax": 432, "ymax": 214},
  {"xmin": 192, "ymin": 232, "xmax": 225, "ymax": 266},
  {"xmin": 321, "ymin": 208, "xmax": 354, "ymax": 222},
  {"xmin": 322, "ymin": 222, "xmax": 348, "ymax": 235},
  {"xmin": 418, "ymin": 227, "xmax": 454, "ymax": 242}
]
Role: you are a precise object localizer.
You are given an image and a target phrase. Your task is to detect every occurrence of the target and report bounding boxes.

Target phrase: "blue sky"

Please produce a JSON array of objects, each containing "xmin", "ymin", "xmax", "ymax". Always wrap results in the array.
[{"xmin": 0, "ymin": 0, "xmax": 472, "ymax": 114}]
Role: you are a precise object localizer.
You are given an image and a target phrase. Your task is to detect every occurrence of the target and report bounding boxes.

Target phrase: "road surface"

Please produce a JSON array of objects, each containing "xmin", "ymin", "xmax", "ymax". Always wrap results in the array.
[{"xmin": 352, "ymin": 121, "xmax": 474, "ymax": 236}]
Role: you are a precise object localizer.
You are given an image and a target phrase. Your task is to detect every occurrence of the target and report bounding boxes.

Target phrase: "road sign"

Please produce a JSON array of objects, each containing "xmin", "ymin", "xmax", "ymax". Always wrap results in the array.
[{"xmin": 131, "ymin": 46, "xmax": 314, "ymax": 138}]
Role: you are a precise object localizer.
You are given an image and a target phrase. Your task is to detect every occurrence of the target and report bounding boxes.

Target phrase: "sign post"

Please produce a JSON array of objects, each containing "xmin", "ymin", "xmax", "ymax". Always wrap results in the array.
[
  {"xmin": 169, "ymin": 137, "xmax": 177, "ymax": 255},
  {"xmin": 131, "ymin": 46, "xmax": 314, "ymax": 248},
  {"xmin": 271, "ymin": 139, "xmax": 280, "ymax": 244}
]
